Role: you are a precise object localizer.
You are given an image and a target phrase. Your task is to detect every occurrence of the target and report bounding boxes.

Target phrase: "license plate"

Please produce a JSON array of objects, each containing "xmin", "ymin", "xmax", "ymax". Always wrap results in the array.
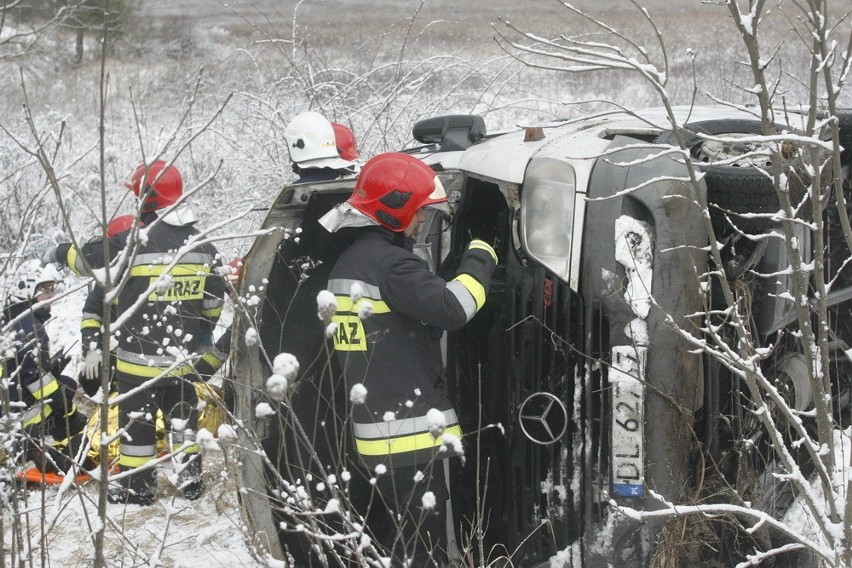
[{"xmin": 610, "ymin": 345, "xmax": 645, "ymax": 498}]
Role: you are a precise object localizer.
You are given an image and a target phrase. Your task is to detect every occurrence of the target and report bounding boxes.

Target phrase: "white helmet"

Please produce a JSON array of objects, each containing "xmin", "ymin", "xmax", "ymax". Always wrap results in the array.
[
  {"xmin": 284, "ymin": 111, "xmax": 354, "ymax": 170},
  {"xmin": 11, "ymin": 260, "xmax": 62, "ymax": 302}
]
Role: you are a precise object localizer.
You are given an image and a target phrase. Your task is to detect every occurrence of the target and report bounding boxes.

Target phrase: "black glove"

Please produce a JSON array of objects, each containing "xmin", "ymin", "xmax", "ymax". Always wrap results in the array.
[{"xmin": 49, "ymin": 351, "xmax": 71, "ymax": 377}]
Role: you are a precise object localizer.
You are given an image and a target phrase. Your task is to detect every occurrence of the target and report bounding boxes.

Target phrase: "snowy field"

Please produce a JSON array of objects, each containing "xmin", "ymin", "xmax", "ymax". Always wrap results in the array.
[{"xmin": 2, "ymin": 0, "xmax": 852, "ymax": 566}]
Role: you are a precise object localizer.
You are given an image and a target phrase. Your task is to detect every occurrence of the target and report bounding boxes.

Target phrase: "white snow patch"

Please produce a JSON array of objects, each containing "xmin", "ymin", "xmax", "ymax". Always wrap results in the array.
[
  {"xmin": 421, "ymin": 491, "xmax": 436, "ymax": 510},
  {"xmin": 426, "ymin": 408, "xmax": 447, "ymax": 437},
  {"xmin": 316, "ymin": 290, "xmax": 337, "ymax": 321},
  {"xmin": 349, "ymin": 383, "xmax": 368, "ymax": 405},
  {"xmin": 266, "ymin": 373, "xmax": 289, "ymax": 401},
  {"xmin": 255, "ymin": 402, "xmax": 276, "ymax": 417},
  {"xmin": 272, "ymin": 352, "xmax": 300, "ymax": 380},
  {"xmin": 244, "ymin": 327, "xmax": 259, "ymax": 346}
]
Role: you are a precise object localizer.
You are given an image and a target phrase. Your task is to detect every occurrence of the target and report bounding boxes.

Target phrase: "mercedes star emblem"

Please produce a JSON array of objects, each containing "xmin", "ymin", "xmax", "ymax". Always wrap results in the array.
[{"xmin": 519, "ymin": 391, "xmax": 568, "ymax": 445}]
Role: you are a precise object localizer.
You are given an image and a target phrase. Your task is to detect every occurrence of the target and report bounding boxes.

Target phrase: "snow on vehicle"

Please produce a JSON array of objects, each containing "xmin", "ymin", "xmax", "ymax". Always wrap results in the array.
[{"xmin": 231, "ymin": 107, "xmax": 852, "ymax": 566}]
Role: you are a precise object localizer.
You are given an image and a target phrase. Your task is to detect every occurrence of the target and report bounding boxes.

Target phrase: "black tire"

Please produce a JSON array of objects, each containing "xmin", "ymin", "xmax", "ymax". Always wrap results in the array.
[
  {"xmin": 702, "ymin": 167, "xmax": 779, "ymax": 231},
  {"xmin": 655, "ymin": 119, "xmax": 799, "ymax": 232}
]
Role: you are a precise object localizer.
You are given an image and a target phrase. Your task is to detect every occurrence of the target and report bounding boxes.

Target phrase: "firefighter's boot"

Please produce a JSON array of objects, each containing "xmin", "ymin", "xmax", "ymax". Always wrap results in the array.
[
  {"xmin": 177, "ymin": 454, "xmax": 204, "ymax": 500},
  {"xmin": 108, "ymin": 466, "xmax": 157, "ymax": 506}
]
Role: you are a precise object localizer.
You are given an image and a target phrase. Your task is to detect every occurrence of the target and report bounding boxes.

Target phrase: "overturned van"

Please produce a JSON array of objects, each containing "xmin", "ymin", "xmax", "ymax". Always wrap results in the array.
[{"xmin": 230, "ymin": 108, "xmax": 852, "ymax": 566}]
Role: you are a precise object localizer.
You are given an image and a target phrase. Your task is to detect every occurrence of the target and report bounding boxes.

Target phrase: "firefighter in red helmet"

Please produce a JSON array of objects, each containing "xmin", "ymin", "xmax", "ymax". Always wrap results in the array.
[
  {"xmin": 42, "ymin": 160, "xmax": 226, "ymax": 505},
  {"xmin": 331, "ymin": 122, "xmax": 360, "ymax": 162},
  {"xmin": 319, "ymin": 152, "xmax": 497, "ymax": 564}
]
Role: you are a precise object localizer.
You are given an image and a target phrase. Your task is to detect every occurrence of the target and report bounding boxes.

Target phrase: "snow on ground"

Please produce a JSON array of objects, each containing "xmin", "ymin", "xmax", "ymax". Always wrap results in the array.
[
  {"xmin": 22, "ymin": 450, "xmax": 258, "ymax": 567},
  {"xmin": 6, "ymin": 275, "xmax": 259, "ymax": 567}
]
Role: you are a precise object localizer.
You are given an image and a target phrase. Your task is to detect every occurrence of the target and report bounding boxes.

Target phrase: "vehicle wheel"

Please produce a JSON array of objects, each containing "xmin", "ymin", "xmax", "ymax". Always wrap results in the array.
[{"xmin": 655, "ymin": 119, "xmax": 809, "ymax": 233}]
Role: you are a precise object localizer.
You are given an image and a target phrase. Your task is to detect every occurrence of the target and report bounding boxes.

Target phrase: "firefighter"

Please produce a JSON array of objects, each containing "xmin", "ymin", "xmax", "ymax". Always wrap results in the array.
[
  {"xmin": 331, "ymin": 121, "xmax": 360, "ymax": 162},
  {"xmin": 78, "ymin": 214, "xmax": 143, "ymax": 397},
  {"xmin": 43, "ymin": 160, "xmax": 227, "ymax": 505},
  {"xmin": 2, "ymin": 262, "xmax": 87, "ymax": 474},
  {"xmin": 284, "ymin": 111, "xmax": 357, "ymax": 184},
  {"xmin": 319, "ymin": 152, "xmax": 497, "ymax": 564}
]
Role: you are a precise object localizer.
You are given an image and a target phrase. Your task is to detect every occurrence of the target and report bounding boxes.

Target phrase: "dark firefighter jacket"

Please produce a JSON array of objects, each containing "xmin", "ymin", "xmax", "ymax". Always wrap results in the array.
[
  {"xmin": 327, "ymin": 226, "xmax": 496, "ymax": 467},
  {"xmin": 194, "ymin": 327, "xmax": 231, "ymax": 381},
  {"xmin": 2, "ymin": 300, "xmax": 68, "ymax": 428},
  {"xmin": 54, "ymin": 218, "xmax": 226, "ymax": 386}
]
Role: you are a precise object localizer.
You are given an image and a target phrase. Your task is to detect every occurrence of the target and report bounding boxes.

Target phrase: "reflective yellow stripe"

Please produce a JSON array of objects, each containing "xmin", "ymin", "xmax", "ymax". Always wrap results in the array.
[
  {"xmin": 355, "ymin": 424, "xmax": 463, "ymax": 456},
  {"xmin": 66, "ymin": 246, "xmax": 83, "ymax": 276},
  {"xmin": 129, "ymin": 264, "xmax": 210, "ymax": 277},
  {"xmin": 335, "ymin": 297, "xmax": 391, "ymax": 314},
  {"xmin": 33, "ymin": 378, "xmax": 60, "ymax": 400},
  {"xmin": 80, "ymin": 318, "xmax": 101, "ymax": 330},
  {"xmin": 119, "ymin": 454, "xmax": 154, "ymax": 468},
  {"xmin": 116, "ymin": 358, "xmax": 194, "ymax": 378},
  {"xmin": 22, "ymin": 403, "xmax": 53, "ymax": 427},
  {"xmin": 452, "ymin": 273, "xmax": 486, "ymax": 311},
  {"xmin": 201, "ymin": 307, "xmax": 223, "ymax": 318},
  {"xmin": 201, "ymin": 352, "xmax": 223, "ymax": 370},
  {"xmin": 468, "ymin": 240, "xmax": 498, "ymax": 263},
  {"xmin": 172, "ymin": 443, "xmax": 200, "ymax": 455}
]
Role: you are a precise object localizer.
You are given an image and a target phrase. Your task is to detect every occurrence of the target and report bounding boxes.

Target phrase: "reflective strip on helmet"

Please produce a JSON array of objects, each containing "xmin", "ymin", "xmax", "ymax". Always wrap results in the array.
[
  {"xmin": 28, "ymin": 373, "xmax": 60, "ymax": 399},
  {"xmin": 354, "ymin": 424, "xmax": 463, "ymax": 457},
  {"xmin": 352, "ymin": 409, "xmax": 459, "ymax": 439},
  {"xmin": 446, "ymin": 279, "xmax": 479, "ymax": 320},
  {"xmin": 119, "ymin": 443, "xmax": 157, "ymax": 467},
  {"xmin": 21, "ymin": 401, "xmax": 53, "ymax": 427}
]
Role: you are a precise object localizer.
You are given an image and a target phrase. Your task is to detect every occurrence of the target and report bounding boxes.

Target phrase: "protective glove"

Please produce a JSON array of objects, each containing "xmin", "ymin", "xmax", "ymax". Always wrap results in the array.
[
  {"xmin": 40, "ymin": 245, "xmax": 60, "ymax": 267},
  {"xmin": 468, "ymin": 239, "xmax": 498, "ymax": 264},
  {"xmin": 82, "ymin": 349, "xmax": 103, "ymax": 382},
  {"xmin": 49, "ymin": 351, "xmax": 71, "ymax": 377}
]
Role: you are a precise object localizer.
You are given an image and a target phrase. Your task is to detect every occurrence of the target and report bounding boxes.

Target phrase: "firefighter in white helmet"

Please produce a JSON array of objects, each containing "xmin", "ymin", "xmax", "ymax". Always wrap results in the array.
[
  {"xmin": 284, "ymin": 111, "xmax": 357, "ymax": 184},
  {"xmin": 2, "ymin": 261, "xmax": 87, "ymax": 474}
]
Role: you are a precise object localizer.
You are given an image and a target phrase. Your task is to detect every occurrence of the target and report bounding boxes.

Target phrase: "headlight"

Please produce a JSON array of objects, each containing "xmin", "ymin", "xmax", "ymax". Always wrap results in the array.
[{"xmin": 520, "ymin": 158, "xmax": 576, "ymax": 281}]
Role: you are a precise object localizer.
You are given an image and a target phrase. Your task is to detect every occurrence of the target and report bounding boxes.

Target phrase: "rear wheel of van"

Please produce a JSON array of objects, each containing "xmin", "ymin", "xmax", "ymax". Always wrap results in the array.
[{"xmin": 654, "ymin": 119, "xmax": 810, "ymax": 233}]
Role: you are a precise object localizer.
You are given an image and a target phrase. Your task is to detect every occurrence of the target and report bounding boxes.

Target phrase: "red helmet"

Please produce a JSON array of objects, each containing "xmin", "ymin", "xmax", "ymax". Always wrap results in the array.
[
  {"xmin": 331, "ymin": 122, "xmax": 359, "ymax": 161},
  {"xmin": 124, "ymin": 160, "xmax": 183, "ymax": 212},
  {"xmin": 347, "ymin": 152, "xmax": 446, "ymax": 232},
  {"xmin": 107, "ymin": 214, "xmax": 137, "ymax": 238},
  {"xmin": 227, "ymin": 257, "xmax": 243, "ymax": 285}
]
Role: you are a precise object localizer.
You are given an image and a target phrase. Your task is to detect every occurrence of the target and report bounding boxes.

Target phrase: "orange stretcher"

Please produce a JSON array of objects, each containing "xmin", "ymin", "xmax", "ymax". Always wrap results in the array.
[{"xmin": 17, "ymin": 467, "xmax": 91, "ymax": 485}]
